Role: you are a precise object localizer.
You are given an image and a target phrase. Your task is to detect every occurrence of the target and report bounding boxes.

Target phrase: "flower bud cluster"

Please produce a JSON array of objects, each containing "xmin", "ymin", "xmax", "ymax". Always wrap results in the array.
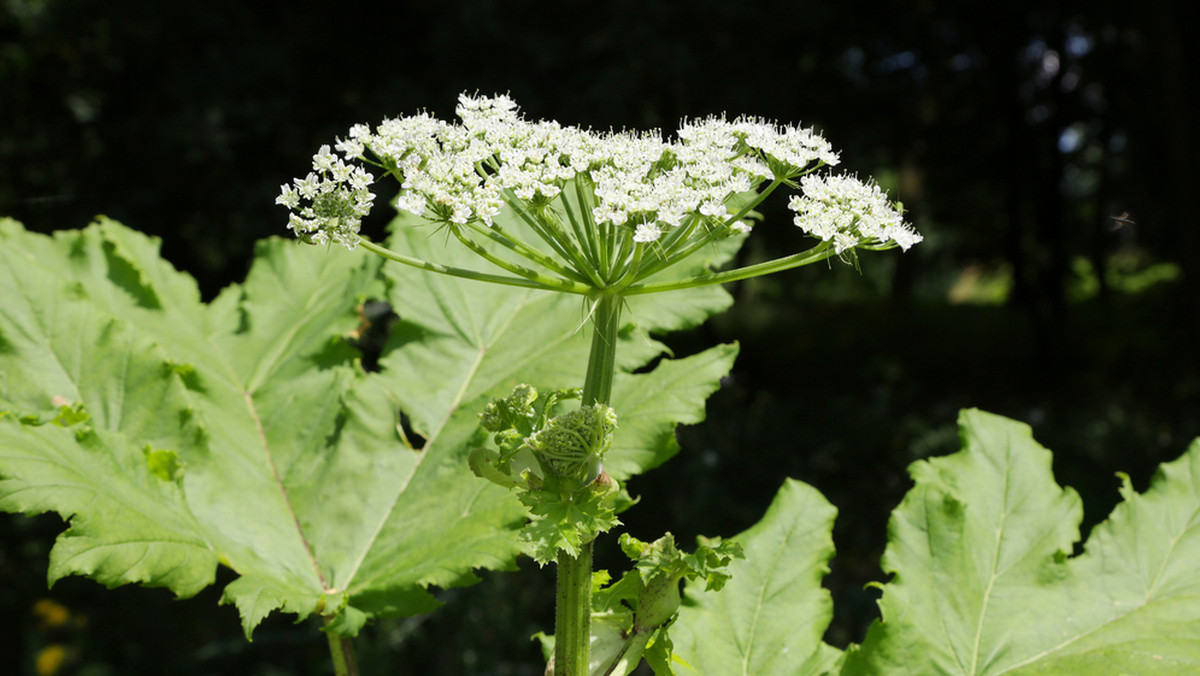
[
  {"xmin": 478, "ymin": 383, "xmax": 540, "ymax": 434},
  {"xmin": 526, "ymin": 403, "xmax": 617, "ymax": 486},
  {"xmin": 279, "ymin": 93, "xmax": 919, "ymax": 255}
]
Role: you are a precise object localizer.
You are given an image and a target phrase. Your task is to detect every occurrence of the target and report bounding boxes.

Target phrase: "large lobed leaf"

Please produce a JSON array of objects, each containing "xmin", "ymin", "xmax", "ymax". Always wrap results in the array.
[
  {"xmin": 672, "ymin": 408, "xmax": 1200, "ymax": 675},
  {"xmin": 842, "ymin": 408, "xmax": 1200, "ymax": 675},
  {"xmin": 0, "ymin": 213, "xmax": 740, "ymax": 638},
  {"xmin": 670, "ymin": 478, "xmax": 843, "ymax": 675}
]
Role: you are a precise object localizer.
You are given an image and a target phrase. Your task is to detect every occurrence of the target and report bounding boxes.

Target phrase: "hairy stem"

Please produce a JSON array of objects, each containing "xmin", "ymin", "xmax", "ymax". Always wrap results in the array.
[
  {"xmin": 555, "ymin": 294, "xmax": 622, "ymax": 675},
  {"xmin": 581, "ymin": 294, "xmax": 620, "ymax": 406},
  {"xmin": 555, "ymin": 543, "xmax": 595, "ymax": 676}
]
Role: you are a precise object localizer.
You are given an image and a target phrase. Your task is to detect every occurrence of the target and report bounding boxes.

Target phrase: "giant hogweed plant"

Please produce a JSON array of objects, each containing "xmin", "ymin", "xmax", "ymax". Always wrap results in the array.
[{"xmin": 0, "ymin": 95, "xmax": 1197, "ymax": 675}]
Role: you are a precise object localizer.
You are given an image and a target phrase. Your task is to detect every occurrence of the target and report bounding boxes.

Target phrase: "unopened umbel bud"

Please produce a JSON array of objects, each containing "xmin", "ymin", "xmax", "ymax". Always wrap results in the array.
[{"xmin": 526, "ymin": 403, "xmax": 617, "ymax": 487}]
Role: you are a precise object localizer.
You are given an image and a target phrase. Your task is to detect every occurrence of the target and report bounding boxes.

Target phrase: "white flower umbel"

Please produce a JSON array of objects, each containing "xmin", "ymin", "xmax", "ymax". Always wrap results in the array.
[
  {"xmin": 277, "ymin": 145, "xmax": 375, "ymax": 249},
  {"xmin": 279, "ymin": 93, "xmax": 920, "ymax": 294},
  {"xmin": 788, "ymin": 174, "xmax": 922, "ymax": 254}
]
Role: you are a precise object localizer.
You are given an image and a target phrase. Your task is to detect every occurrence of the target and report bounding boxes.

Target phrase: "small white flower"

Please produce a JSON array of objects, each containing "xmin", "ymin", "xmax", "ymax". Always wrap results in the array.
[
  {"xmin": 294, "ymin": 173, "xmax": 320, "ymax": 200},
  {"xmin": 633, "ymin": 221, "xmax": 662, "ymax": 243},
  {"xmin": 276, "ymin": 185, "xmax": 300, "ymax": 209},
  {"xmin": 395, "ymin": 192, "xmax": 426, "ymax": 216},
  {"xmin": 348, "ymin": 167, "xmax": 374, "ymax": 191},
  {"xmin": 312, "ymin": 145, "xmax": 336, "ymax": 172},
  {"xmin": 334, "ymin": 136, "xmax": 365, "ymax": 159},
  {"xmin": 699, "ymin": 200, "xmax": 728, "ymax": 219}
]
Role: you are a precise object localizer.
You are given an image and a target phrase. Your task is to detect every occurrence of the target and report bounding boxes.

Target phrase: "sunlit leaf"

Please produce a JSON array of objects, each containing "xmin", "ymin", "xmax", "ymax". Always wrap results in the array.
[
  {"xmin": 842, "ymin": 409, "xmax": 1200, "ymax": 675},
  {"xmin": 673, "ymin": 409, "xmax": 1200, "ymax": 676},
  {"xmin": 670, "ymin": 479, "xmax": 842, "ymax": 675},
  {"xmin": 0, "ymin": 213, "xmax": 740, "ymax": 639}
]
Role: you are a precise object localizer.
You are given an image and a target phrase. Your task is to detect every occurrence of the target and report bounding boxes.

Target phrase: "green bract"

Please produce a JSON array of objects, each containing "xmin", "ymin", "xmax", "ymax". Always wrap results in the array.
[
  {"xmin": 471, "ymin": 385, "xmax": 625, "ymax": 564},
  {"xmin": 527, "ymin": 403, "xmax": 616, "ymax": 486}
]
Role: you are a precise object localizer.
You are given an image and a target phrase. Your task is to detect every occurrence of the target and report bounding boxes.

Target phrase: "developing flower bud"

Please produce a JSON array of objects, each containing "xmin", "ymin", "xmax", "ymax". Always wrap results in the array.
[
  {"xmin": 526, "ymin": 403, "xmax": 617, "ymax": 487},
  {"xmin": 479, "ymin": 383, "xmax": 539, "ymax": 433}
]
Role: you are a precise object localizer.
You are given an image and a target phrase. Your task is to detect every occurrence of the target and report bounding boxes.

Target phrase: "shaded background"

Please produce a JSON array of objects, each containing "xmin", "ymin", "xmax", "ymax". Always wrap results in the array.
[{"xmin": 2, "ymin": 1, "xmax": 1198, "ymax": 674}]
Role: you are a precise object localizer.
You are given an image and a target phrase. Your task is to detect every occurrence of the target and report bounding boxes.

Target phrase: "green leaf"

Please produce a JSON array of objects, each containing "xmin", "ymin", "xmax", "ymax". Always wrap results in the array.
[
  {"xmin": 519, "ymin": 481, "xmax": 621, "ymax": 565},
  {"xmin": 842, "ymin": 408, "xmax": 1200, "ymax": 675},
  {"xmin": 608, "ymin": 342, "xmax": 739, "ymax": 480},
  {"xmin": 0, "ymin": 217, "xmax": 393, "ymax": 637},
  {"xmin": 0, "ymin": 414, "xmax": 217, "ymax": 597},
  {"xmin": 0, "ymin": 219, "xmax": 203, "ymax": 448},
  {"xmin": 670, "ymin": 478, "xmax": 842, "ymax": 676},
  {"xmin": 0, "ymin": 212, "xmax": 742, "ymax": 639}
]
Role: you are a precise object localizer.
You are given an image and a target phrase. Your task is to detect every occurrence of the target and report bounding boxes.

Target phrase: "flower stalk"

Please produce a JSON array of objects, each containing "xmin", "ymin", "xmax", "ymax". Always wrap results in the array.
[{"xmin": 549, "ymin": 293, "xmax": 622, "ymax": 675}]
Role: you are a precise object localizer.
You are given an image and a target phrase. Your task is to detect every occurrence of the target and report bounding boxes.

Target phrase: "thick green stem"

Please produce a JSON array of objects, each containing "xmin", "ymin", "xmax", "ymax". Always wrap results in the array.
[
  {"xmin": 581, "ymin": 295, "xmax": 621, "ymax": 406},
  {"xmin": 555, "ymin": 543, "xmax": 595, "ymax": 676},
  {"xmin": 324, "ymin": 624, "xmax": 359, "ymax": 676},
  {"xmin": 555, "ymin": 294, "xmax": 622, "ymax": 676}
]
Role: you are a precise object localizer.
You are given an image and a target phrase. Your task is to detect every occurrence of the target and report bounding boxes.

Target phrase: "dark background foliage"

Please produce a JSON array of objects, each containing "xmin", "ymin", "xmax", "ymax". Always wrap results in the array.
[{"xmin": 2, "ymin": 1, "xmax": 1197, "ymax": 674}]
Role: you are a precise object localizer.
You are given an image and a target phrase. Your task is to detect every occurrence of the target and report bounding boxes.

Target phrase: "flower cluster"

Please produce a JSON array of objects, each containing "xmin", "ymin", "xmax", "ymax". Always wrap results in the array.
[
  {"xmin": 788, "ymin": 174, "xmax": 922, "ymax": 253},
  {"xmin": 278, "ymin": 93, "xmax": 883, "ymax": 252},
  {"xmin": 276, "ymin": 145, "xmax": 375, "ymax": 249}
]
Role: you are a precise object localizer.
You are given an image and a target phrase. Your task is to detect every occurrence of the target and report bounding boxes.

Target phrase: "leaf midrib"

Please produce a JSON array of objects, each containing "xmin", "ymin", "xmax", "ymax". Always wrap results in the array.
[
  {"xmin": 966, "ymin": 457, "xmax": 1011, "ymax": 675},
  {"xmin": 339, "ymin": 287, "xmax": 540, "ymax": 591},
  {"xmin": 199, "ymin": 258, "xmax": 357, "ymax": 591}
]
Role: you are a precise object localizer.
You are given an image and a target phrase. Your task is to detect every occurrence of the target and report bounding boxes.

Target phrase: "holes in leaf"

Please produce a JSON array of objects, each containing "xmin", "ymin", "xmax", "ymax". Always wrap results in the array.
[
  {"xmin": 396, "ymin": 410, "xmax": 425, "ymax": 451},
  {"xmin": 348, "ymin": 299, "xmax": 398, "ymax": 372}
]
